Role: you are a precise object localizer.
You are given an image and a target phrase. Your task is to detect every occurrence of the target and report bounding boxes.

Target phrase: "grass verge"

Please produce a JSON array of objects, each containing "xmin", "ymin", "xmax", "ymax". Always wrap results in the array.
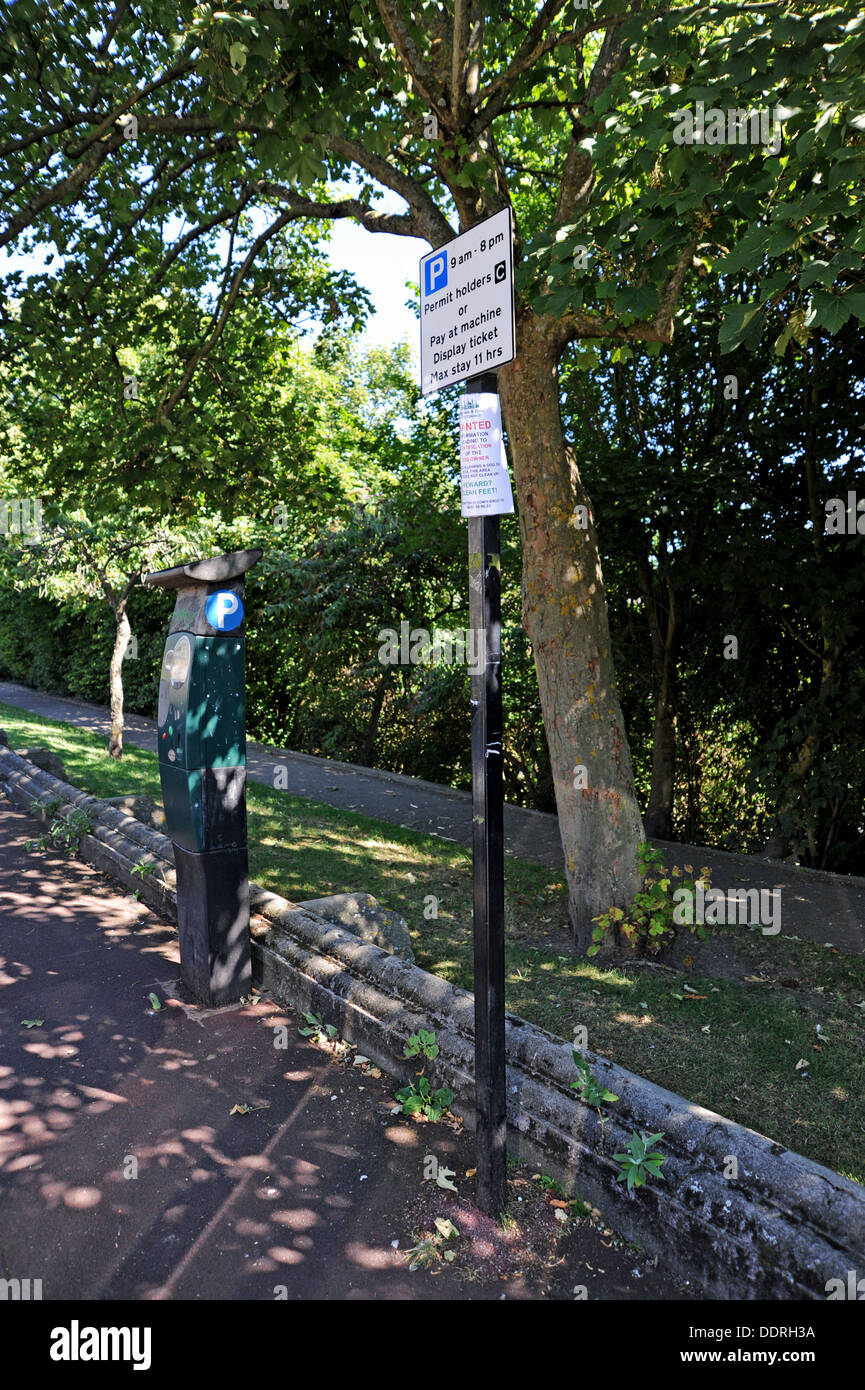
[{"xmin": 2, "ymin": 699, "xmax": 863, "ymax": 1185}]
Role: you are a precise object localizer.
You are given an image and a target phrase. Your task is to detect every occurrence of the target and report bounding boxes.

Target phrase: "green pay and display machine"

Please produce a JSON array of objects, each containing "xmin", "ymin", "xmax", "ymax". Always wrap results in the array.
[{"xmin": 144, "ymin": 549, "xmax": 262, "ymax": 1006}]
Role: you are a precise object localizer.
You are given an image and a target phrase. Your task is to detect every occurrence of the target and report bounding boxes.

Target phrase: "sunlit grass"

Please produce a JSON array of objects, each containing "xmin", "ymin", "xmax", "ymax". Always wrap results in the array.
[{"xmin": 2, "ymin": 699, "xmax": 863, "ymax": 1185}]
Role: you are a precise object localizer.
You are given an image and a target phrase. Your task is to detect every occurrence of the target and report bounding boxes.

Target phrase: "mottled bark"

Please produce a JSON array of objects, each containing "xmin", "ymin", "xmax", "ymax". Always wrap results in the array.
[
  {"xmin": 499, "ymin": 313, "xmax": 643, "ymax": 950},
  {"xmin": 108, "ymin": 602, "xmax": 131, "ymax": 759}
]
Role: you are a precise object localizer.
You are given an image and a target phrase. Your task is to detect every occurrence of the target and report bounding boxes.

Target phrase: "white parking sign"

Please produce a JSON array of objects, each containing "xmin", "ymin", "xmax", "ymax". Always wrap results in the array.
[{"xmin": 419, "ymin": 208, "xmax": 515, "ymax": 396}]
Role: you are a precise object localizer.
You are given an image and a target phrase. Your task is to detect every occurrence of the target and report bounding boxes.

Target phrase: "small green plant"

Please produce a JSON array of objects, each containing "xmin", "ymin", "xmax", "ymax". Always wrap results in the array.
[
  {"xmin": 613, "ymin": 1130, "xmax": 668, "ymax": 1191},
  {"xmin": 404, "ymin": 1217, "xmax": 459, "ymax": 1271},
  {"xmin": 404, "ymin": 1029, "xmax": 439, "ymax": 1061},
  {"xmin": 567, "ymin": 1195, "xmax": 602, "ymax": 1221},
  {"xmin": 37, "ymin": 795, "xmax": 63, "ymax": 820},
  {"xmin": 24, "ymin": 807, "xmax": 95, "ymax": 857},
  {"xmin": 533, "ymin": 1172, "xmax": 564, "ymax": 1197},
  {"xmin": 131, "ymin": 860, "xmax": 156, "ymax": 879},
  {"xmin": 571, "ymin": 1052, "xmax": 619, "ymax": 1107},
  {"xmin": 589, "ymin": 843, "xmax": 711, "ymax": 957},
  {"xmin": 298, "ymin": 1011, "xmax": 338, "ymax": 1047},
  {"xmin": 395, "ymin": 1075, "xmax": 454, "ymax": 1121},
  {"xmin": 396, "ymin": 1028, "xmax": 453, "ymax": 1120}
]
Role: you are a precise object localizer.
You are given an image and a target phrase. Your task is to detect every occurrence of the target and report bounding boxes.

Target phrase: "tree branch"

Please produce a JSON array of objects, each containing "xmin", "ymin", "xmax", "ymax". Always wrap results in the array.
[
  {"xmin": 328, "ymin": 134, "xmax": 454, "ymax": 244},
  {"xmin": 374, "ymin": 0, "xmax": 450, "ymax": 130},
  {"xmin": 158, "ymin": 208, "xmax": 298, "ymax": 419},
  {"xmin": 255, "ymin": 182, "xmax": 450, "ymax": 243},
  {"xmin": 451, "ymin": 0, "xmax": 471, "ymax": 126}
]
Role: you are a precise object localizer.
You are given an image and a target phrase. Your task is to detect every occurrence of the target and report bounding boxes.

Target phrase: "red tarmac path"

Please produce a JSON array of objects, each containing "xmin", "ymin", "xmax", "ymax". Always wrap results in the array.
[{"xmin": 0, "ymin": 802, "xmax": 692, "ymax": 1302}]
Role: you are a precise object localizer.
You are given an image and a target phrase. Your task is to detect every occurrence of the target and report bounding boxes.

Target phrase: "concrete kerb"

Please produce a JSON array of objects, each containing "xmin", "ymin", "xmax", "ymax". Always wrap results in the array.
[{"xmin": 1, "ymin": 745, "xmax": 863, "ymax": 1301}]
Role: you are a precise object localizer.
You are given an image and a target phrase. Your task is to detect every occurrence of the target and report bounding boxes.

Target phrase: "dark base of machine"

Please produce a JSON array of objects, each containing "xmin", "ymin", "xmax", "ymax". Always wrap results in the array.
[{"xmin": 174, "ymin": 844, "xmax": 252, "ymax": 1007}]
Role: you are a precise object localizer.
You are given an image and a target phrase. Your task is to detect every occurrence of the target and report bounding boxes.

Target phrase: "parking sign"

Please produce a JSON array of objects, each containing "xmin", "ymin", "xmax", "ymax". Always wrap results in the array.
[{"xmin": 419, "ymin": 209, "xmax": 515, "ymax": 396}]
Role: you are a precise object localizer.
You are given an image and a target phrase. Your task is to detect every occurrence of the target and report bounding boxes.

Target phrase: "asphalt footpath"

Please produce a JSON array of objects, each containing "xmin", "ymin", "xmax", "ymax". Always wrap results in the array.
[
  {"xmin": 0, "ymin": 680, "xmax": 863, "ymax": 954},
  {"xmin": 0, "ymin": 801, "xmax": 692, "ymax": 1302}
]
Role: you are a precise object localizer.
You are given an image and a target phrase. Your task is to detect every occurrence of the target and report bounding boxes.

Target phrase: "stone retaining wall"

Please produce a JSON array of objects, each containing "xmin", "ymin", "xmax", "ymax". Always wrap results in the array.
[{"xmin": 2, "ymin": 745, "xmax": 862, "ymax": 1300}]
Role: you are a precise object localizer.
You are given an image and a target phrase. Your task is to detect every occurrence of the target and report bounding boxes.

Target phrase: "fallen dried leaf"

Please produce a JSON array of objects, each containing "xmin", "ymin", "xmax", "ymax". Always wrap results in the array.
[
  {"xmin": 435, "ymin": 1166, "xmax": 458, "ymax": 1193},
  {"xmin": 434, "ymin": 1217, "xmax": 459, "ymax": 1240}
]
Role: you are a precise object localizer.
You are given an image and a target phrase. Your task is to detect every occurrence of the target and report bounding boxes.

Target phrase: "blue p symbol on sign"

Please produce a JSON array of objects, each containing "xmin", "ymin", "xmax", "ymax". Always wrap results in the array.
[
  {"xmin": 205, "ymin": 591, "xmax": 244, "ymax": 631},
  {"xmin": 424, "ymin": 252, "xmax": 448, "ymax": 297}
]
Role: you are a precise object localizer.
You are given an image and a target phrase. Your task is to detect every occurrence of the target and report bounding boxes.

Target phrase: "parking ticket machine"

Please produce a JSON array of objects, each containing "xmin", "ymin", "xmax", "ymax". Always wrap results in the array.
[{"xmin": 144, "ymin": 549, "xmax": 262, "ymax": 1006}]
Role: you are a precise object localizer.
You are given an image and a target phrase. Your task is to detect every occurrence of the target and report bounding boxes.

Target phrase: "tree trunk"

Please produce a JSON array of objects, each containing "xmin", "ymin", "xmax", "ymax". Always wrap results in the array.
[
  {"xmin": 108, "ymin": 603, "xmax": 131, "ymax": 759},
  {"xmin": 499, "ymin": 314, "xmax": 643, "ymax": 950},
  {"xmin": 767, "ymin": 344, "xmax": 840, "ymax": 860},
  {"xmin": 641, "ymin": 567, "xmax": 678, "ymax": 840},
  {"xmin": 644, "ymin": 698, "xmax": 676, "ymax": 840},
  {"xmin": 359, "ymin": 667, "xmax": 390, "ymax": 766}
]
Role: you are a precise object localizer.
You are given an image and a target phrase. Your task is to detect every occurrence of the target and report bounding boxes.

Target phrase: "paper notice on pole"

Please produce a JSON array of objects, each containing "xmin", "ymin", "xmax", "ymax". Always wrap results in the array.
[{"xmin": 458, "ymin": 393, "xmax": 514, "ymax": 517}]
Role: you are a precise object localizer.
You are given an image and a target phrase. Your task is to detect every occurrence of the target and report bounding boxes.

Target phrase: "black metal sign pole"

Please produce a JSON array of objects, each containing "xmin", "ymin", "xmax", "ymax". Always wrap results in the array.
[{"xmin": 466, "ymin": 369, "xmax": 507, "ymax": 1218}]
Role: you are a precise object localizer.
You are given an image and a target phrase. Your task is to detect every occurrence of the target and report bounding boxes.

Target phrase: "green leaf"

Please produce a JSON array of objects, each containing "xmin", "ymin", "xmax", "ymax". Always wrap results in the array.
[
  {"xmin": 810, "ymin": 290, "xmax": 851, "ymax": 333},
  {"xmin": 613, "ymin": 284, "xmax": 659, "ymax": 319},
  {"xmin": 719, "ymin": 302, "xmax": 761, "ymax": 354}
]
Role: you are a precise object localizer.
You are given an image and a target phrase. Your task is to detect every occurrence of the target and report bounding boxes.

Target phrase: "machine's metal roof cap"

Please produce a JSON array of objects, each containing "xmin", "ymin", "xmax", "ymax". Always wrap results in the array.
[{"xmin": 144, "ymin": 548, "xmax": 263, "ymax": 589}]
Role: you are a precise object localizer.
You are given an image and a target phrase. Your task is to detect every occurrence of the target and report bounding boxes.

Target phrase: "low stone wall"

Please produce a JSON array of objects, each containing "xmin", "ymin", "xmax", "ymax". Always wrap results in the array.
[{"xmin": 2, "ymin": 745, "xmax": 863, "ymax": 1300}]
